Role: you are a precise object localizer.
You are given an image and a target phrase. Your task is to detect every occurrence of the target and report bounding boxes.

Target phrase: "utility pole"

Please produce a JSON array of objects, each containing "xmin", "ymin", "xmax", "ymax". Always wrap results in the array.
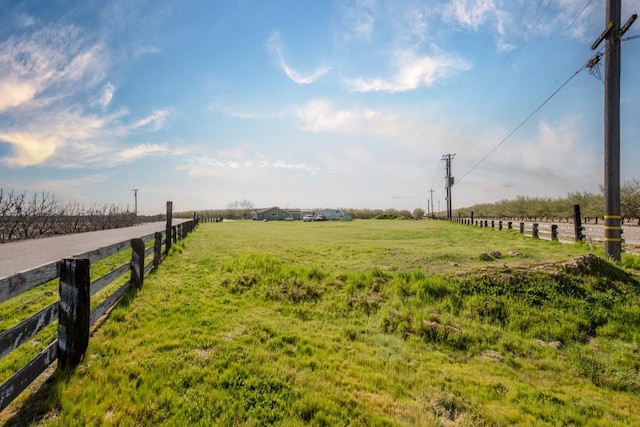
[
  {"xmin": 592, "ymin": 1, "xmax": 636, "ymax": 261},
  {"xmin": 132, "ymin": 189, "xmax": 139, "ymax": 220},
  {"xmin": 441, "ymin": 154, "xmax": 455, "ymax": 220},
  {"xmin": 429, "ymin": 188, "xmax": 435, "ymax": 219}
]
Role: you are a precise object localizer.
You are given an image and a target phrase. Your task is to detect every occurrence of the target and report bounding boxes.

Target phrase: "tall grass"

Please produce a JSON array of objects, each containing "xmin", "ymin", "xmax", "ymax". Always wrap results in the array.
[{"xmin": 4, "ymin": 220, "xmax": 640, "ymax": 426}]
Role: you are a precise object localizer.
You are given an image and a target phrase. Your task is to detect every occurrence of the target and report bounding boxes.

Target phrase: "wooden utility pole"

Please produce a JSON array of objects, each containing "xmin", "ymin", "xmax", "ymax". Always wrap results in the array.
[
  {"xmin": 442, "ymin": 154, "xmax": 455, "ymax": 220},
  {"xmin": 592, "ymin": 1, "xmax": 636, "ymax": 260},
  {"xmin": 132, "ymin": 188, "xmax": 139, "ymax": 220},
  {"xmin": 603, "ymin": 0, "xmax": 621, "ymax": 260}
]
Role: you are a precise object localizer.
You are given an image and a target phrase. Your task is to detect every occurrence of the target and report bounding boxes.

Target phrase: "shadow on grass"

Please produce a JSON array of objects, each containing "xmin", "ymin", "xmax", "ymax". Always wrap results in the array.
[{"xmin": 1, "ymin": 286, "xmax": 140, "ymax": 426}]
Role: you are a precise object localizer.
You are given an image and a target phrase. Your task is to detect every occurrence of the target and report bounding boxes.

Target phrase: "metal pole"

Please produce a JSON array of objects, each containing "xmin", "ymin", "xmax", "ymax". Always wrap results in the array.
[
  {"xmin": 604, "ymin": 0, "xmax": 621, "ymax": 260},
  {"xmin": 429, "ymin": 188, "xmax": 434, "ymax": 219}
]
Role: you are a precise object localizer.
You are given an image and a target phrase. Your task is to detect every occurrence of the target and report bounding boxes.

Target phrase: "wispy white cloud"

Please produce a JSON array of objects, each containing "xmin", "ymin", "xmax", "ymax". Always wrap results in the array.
[
  {"xmin": 0, "ymin": 79, "xmax": 37, "ymax": 112},
  {"xmin": 266, "ymin": 32, "xmax": 331, "ymax": 85},
  {"xmin": 131, "ymin": 109, "xmax": 170, "ymax": 131},
  {"xmin": 0, "ymin": 132, "xmax": 60, "ymax": 167},
  {"xmin": 0, "ymin": 22, "xmax": 171, "ymax": 168},
  {"xmin": 177, "ymin": 153, "xmax": 321, "ymax": 178},
  {"xmin": 444, "ymin": 0, "xmax": 500, "ymax": 31},
  {"xmin": 0, "ymin": 106, "xmax": 173, "ymax": 168},
  {"xmin": 454, "ymin": 116, "xmax": 601, "ymax": 203},
  {"xmin": 0, "ymin": 24, "xmax": 107, "ymax": 110},
  {"xmin": 117, "ymin": 143, "xmax": 168, "ymax": 162},
  {"xmin": 337, "ymin": 0, "xmax": 376, "ymax": 43},
  {"xmin": 93, "ymin": 82, "xmax": 115, "ymax": 109},
  {"xmin": 345, "ymin": 49, "xmax": 471, "ymax": 93},
  {"xmin": 295, "ymin": 99, "xmax": 405, "ymax": 135}
]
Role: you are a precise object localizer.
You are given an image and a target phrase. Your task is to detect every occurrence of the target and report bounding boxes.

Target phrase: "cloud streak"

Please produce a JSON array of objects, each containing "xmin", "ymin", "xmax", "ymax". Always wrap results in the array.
[
  {"xmin": 0, "ymin": 21, "xmax": 171, "ymax": 168},
  {"xmin": 345, "ymin": 49, "xmax": 472, "ymax": 93},
  {"xmin": 266, "ymin": 32, "xmax": 331, "ymax": 85},
  {"xmin": 177, "ymin": 154, "xmax": 321, "ymax": 178}
]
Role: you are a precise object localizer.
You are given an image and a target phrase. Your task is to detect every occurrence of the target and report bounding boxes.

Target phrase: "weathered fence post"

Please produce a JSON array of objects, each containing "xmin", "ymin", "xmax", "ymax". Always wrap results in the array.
[
  {"xmin": 498, "ymin": 220, "xmax": 503, "ymax": 231},
  {"xmin": 532, "ymin": 223, "xmax": 539, "ymax": 239},
  {"xmin": 131, "ymin": 238, "xmax": 145, "ymax": 289},
  {"xmin": 484, "ymin": 220, "xmax": 488, "ymax": 227},
  {"xmin": 573, "ymin": 204, "xmax": 584, "ymax": 242},
  {"xmin": 153, "ymin": 232, "xmax": 162, "ymax": 269},
  {"xmin": 551, "ymin": 225, "xmax": 558, "ymax": 241},
  {"xmin": 519, "ymin": 223, "xmax": 525, "ymax": 234},
  {"xmin": 471, "ymin": 211, "xmax": 474, "ymax": 224},
  {"xmin": 172, "ymin": 225, "xmax": 177, "ymax": 245},
  {"xmin": 58, "ymin": 258, "xmax": 90, "ymax": 370},
  {"xmin": 166, "ymin": 201, "xmax": 173, "ymax": 254},
  {"xmin": 508, "ymin": 221, "xmax": 512, "ymax": 230},
  {"xmin": 491, "ymin": 220, "xmax": 495, "ymax": 229}
]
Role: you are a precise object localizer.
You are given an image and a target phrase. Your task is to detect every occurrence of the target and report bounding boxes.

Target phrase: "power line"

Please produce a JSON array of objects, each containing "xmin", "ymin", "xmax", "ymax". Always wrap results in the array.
[
  {"xmin": 431, "ymin": 1, "xmax": 555, "ymax": 185},
  {"xmin": 457, "ymin": 60, "xmax": 589, "ymax": 184},
  {"xmin": 548, "ymin": 0, "xmax": 594, "ymax": 51}
]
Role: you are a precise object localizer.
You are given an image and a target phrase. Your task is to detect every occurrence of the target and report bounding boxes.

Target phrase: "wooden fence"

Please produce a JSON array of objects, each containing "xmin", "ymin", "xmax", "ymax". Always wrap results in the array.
[
  {"xmin": 0, "ymin": 217, "xmax": 198, "ymax": 412},
  {"xmin": 453, "ymin": 218, "xmax": 586, "ymax": 243}
]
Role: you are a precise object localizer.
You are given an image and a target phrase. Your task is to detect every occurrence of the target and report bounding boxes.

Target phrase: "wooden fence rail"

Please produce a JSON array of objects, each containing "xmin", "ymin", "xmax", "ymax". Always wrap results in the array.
[
  {"xmin": 454, "ymin": 217, "xmax": 587, "ymax": 243},
  {"xmin": 0, "ymin": 214, "xmax": 199, "ymax": 412}
]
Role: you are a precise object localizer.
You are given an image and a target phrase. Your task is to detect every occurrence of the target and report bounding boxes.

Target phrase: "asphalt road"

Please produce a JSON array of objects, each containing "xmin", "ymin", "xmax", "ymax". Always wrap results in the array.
[{"xmin": 0, "ymin": 220, "xmax": 187, "ymax": 279}]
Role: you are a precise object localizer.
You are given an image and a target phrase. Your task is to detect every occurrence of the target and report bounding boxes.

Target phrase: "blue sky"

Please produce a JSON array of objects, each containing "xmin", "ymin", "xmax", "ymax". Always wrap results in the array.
[{"xmin": 1, "ymin": 0, "xmax": 639, "ymax": 215}]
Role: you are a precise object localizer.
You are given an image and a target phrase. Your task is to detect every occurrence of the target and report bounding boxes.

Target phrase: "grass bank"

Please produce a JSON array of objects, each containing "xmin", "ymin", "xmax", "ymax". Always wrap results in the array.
[{"xmin": 7, "ymin": 220, "xmax": 640, "ymax": 426}]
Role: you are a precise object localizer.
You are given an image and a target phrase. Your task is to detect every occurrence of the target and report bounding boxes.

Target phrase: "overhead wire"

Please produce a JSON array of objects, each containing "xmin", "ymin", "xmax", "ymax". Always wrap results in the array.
[
  {"xmin": 456, "ymin": 58, "xmax": 592, "ymax": 185},
  {"xmin": 548, "ymin": 0, "xmax": 594, "ymax": 51},
  {"xmin": 427, "ymin": 1, "xmax": 556, "ymax": 192},
  {"xmin": 424, "ymin": 2, "xmax": 608, "ymax": 206}
]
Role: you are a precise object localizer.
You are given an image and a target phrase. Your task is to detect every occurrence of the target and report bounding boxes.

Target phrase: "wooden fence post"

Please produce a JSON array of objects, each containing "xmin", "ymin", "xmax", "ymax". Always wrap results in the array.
[
  {"xmin": 131, "ymin": 238, "xmax": 144, "ymax": 289},
  {"xmin": 519, "ymin": 223, "xmax": 525, "ymax": 234},
  {"xmin": 551, "ymin": 225, "xmax": 558, "ymax": 241},
  {"xmin": 166, "ymin": 201, "xmax": 173, "ymax": 254},
  {"xmin": 498, "ymin": 220, "xmax": 503, "ymax": 231},
  {"xmin": 491, "ymin": 220, "xmax": 495, "ymax": 229},
  {"xmin": 573, "ymin": 204, "xmax": 584, "ymax": 242},
  {"xmin": 58, "ymin": 258, "xmax": 90, "ymax": 370},
  {"xmin": 484, "ymin": 220, "xmax": 488, "ymax": 227},
  {"xmin": 153, "ymin": 232, "xmax": 162, "ymax": 269},
  {"xmin": 532, "ymin": 223, "xmax": 539, "ymax": 239},
  {"xmin": 172, "ymin": 225, "xmax": 177, "ymax": 244}
]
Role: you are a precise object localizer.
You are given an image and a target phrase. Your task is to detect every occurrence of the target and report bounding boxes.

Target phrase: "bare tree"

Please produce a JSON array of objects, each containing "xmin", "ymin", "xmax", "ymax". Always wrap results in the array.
[{"xmin": 0, "ymin": 188, "xmax": 137, "ymax": 241}]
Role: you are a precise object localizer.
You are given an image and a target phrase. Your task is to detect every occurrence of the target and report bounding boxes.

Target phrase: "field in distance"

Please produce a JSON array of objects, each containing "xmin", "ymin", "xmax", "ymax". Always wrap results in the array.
[{"xmin": 10, "ymin": 219, "xmax": 640, "ymax": 426}]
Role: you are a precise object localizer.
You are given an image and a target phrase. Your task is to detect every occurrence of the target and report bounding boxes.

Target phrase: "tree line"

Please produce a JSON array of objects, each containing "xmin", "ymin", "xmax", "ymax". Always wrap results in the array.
[
  {"xmin": 178, "ymin": 202, "xmax": 417, "ymax": 221},
  {"xmin": 453, "ymin": 179, "xmax": 640, "ymax": 224},
  {"xmin": 0, "ymin": 189, "xmax": 135, "ymax": 242},
  {"xmin": 178, "ymin": 178, "xmax": 640, "ymax": 225}
]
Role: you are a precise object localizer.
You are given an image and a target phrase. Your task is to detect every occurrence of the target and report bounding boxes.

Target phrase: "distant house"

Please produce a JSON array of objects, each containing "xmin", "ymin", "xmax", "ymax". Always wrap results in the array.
[
  {"xmin": 287, "ymin": 209, "xmax": 303, "ymax": 220},
  {"xmin": 254, "ymin": 207, "xmax": 292, "ymax": 221},
  {"xmin": 317, "ymin": 209, "xmax": 344, "ymax": 220}
]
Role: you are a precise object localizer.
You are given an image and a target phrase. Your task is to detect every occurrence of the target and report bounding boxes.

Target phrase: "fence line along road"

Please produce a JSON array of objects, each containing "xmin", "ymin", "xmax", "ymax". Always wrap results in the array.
[
  {"xmin": 0, "ymin": 219, "xmax": 188, "ymax": 279},
  {"xmin": 454, "ymin": 218, "xmax": 640, "ymax": 246},
  {"xmin": 0, "ymin": 216, "xmax": 198, "ymax": 413}
]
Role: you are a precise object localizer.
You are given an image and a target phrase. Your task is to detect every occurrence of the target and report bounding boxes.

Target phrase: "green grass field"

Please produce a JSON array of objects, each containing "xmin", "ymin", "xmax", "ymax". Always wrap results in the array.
[{"xmin": 4, "ymin": 220, "xmax": 640, "ymax": 426}]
